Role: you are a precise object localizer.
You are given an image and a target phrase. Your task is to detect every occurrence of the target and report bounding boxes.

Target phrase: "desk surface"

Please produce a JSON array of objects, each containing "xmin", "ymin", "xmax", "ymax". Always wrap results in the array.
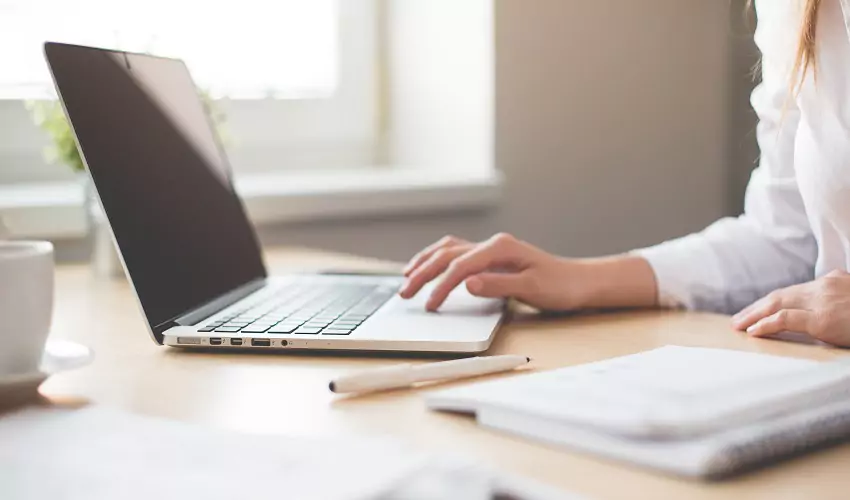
[{"xmin": 39, "ymin": 248, "xmax": 850, "ymax": 499}]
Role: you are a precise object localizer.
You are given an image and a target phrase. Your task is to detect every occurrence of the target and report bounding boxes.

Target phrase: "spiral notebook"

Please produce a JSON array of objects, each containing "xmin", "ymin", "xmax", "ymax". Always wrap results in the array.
[{"xmin": 427, "ymin": 346, "xmax": 850, "ymax": 479}]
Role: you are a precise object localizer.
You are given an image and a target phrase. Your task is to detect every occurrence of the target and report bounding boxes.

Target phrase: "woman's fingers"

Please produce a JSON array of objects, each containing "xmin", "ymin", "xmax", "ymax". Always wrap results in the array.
[
  {"xmin": 403, "ymin": 235, "xmax": 469, "ymax": 277},
  {"xmin": 732, "ymin": 298, "xmax": 779, "ymax": 330},
  {"xmin": 732, "ymin": 286, "xmax": 809, "ymax": 331},
  {"xmin": 746, "ymin": 309, "xmax": 815, "ymax": 338},
  {"xmin": 399, "ymin": 244, "xmax": 473, "ymax": 299},
  {"xmin": 426, "ymin": 234, "xmax": 527, "ymax": 311},
  {"xmin": 465, "ymin": 272, "xmax": 530, "ymax": 299}
]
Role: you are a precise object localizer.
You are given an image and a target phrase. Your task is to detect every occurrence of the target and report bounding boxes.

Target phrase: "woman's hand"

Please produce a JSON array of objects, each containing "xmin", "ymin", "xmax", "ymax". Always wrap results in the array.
[
  {"xmin": 399, "ymin": 233, "xmax": 580, "ymax": 311},
  {"xmin": 732, "ymin": 270, "xmax": 850, "ymax": 347},
  {"xmin": 399, "ymin": 233, "xmax": 659, "ymax": 312}
]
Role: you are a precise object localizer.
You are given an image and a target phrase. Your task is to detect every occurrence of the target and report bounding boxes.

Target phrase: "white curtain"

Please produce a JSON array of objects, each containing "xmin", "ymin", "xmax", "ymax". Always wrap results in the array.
[{"xmin": 0, "ymin": 0, "xmax": 338, "ymax": 99}]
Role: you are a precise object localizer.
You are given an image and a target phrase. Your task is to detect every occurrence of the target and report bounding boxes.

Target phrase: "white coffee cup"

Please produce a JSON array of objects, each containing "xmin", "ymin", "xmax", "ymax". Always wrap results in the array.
[{"xmin": 0, "ymin": 241, "xmax": 54, "ymax": 377}]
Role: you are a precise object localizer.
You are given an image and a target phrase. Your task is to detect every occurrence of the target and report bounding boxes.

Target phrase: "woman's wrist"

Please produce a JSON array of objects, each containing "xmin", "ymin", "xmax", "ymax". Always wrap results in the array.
[{"xmin": 567, "ymin": 255, "xmax": 659, "ymax": 310}]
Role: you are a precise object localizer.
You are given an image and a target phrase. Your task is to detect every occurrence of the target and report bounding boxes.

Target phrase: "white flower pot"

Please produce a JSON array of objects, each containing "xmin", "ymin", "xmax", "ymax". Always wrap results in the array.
[{"xmin": 81, "ymin": 176, "xmax": 124, "ymax": 279}]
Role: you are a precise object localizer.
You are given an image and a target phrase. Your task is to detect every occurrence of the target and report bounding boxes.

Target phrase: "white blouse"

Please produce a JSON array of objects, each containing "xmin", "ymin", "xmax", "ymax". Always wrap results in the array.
[{"xmin": 636, "ymin": 0, "xmax": 850, "ymax": 314}]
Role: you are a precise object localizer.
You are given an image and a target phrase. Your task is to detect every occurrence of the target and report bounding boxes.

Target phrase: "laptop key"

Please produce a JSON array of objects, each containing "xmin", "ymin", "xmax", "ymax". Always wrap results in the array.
[
  {"xmin": 215, "ymin": 326, "xmax": 243, "ymax": 333},
  {"xmin": 241, "ymin": 325, "xmax": 272, "ymax": 334},
  {"xmin": 293, "ymin": 327, "xmax": 322, "ymax": 335},
  {"xmin": 277, "ymin": 320, "xmax": 303, "ymax": 328},
  {"xmin": 198, "ymin": 326, "xmax": 217, "ymax": 332},
  {"xmin": 321, "ymin": 329, "xmax": 352, "ymax": 335},
  {"xmin": 330, "ymin": 323, "xmax": 359, "ymax": 329},
  {"xmin": 268, "ymin": 324, "xmax": 298, "ymax": 334}
]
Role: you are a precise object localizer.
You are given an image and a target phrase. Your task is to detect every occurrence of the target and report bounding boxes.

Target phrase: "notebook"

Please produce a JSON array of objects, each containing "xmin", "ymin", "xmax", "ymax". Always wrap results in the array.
[{"xmin": 427, "ymin": 346, "xmax": 850, "ymax": 479}]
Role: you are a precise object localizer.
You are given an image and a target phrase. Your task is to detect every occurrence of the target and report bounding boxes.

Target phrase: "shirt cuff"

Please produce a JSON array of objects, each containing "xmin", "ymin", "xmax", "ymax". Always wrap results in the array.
[{"xmin": 631, "ymin": 239, "xmax": 702, "ymax": 310}]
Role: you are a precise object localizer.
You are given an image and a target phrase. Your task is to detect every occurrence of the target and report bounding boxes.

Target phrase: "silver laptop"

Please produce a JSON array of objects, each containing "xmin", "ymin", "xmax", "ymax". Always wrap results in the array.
[{"xmin": 44, "ymin": 42, "xmax": 504, "ymax": 353}]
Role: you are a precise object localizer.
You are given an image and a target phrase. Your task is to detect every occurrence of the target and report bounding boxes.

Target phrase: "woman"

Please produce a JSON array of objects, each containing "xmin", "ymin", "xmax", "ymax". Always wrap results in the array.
[{"xmin": 400, "ymin": 0, "xmax": 850, "ymax": 347}]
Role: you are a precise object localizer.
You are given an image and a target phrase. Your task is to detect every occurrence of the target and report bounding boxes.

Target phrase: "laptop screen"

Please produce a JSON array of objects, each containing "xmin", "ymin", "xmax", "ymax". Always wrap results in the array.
[{"xmin": 45, "ymin": 43, "xmax": 267, "ymax": 339}]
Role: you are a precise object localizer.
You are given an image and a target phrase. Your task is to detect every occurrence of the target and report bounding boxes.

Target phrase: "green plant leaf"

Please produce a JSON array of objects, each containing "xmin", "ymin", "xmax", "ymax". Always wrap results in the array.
[{"xmin": 27, "ymin": 86, "xmax": 227, "ymax": 174}]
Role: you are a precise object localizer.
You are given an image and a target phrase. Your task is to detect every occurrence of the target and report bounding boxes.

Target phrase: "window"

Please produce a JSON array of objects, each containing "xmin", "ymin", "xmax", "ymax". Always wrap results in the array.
[
  {"xmin": 0, "ymin": 0, "xmax": 337, "ymax": 99},
  {"xmin": 0, "ymin": 0, "xmax": 499, "ymax": 239},
  {"xmin": 0, "ymin": 0, "xmax": 377, "ymax": 183}
]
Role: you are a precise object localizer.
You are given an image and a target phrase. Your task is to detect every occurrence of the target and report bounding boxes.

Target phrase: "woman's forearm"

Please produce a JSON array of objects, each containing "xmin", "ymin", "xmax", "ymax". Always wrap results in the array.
[{"xmin": 571, "ymin": 255, "xmax": 660, "ymax": 309}]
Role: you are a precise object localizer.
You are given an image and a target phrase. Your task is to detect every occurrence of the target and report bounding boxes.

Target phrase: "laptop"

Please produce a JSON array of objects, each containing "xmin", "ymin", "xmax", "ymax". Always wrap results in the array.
[{"xmin": 44, "ymin": 42, "xmax": 504, "ymax": 353}]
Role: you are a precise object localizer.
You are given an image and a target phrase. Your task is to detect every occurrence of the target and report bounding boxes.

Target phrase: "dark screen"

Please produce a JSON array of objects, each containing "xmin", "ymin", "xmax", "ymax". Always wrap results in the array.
[{"xmin": 45, "ymin": 43, "xmax": 267, "ymax": 334}]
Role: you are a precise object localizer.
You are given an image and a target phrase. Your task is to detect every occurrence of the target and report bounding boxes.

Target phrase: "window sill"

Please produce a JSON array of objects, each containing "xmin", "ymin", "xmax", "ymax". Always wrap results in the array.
[{"xmin": 0, "ymin": 168, "xmax": 502, "ymax": 239}]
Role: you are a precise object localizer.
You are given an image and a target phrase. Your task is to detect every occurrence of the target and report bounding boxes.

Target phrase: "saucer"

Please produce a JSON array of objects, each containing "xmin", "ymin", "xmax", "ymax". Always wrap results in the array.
[{"xmin": 0, "ymin": 339, "xmax": 94, "ymax": 394}]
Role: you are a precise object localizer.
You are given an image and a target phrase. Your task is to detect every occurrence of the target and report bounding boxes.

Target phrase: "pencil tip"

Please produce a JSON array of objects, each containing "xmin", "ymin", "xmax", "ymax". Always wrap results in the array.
[
  {"xmin": 526, "ymin": 357, "xmax": 531, "ymax": 363},
  {"xmin": 328, "ymin": 381, "xmax": 336, "ymax": 392}
]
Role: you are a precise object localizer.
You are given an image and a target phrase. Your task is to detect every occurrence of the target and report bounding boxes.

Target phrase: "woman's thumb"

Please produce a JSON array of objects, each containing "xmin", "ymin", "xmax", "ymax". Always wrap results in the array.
[{"xmin": 465, "ymin": 273, "xmax": 527, "ymax": 298}]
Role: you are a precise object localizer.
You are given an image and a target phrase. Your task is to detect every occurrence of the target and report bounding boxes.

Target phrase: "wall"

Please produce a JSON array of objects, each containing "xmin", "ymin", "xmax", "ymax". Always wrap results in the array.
[
  {"xmin": 259, "ymin": 0, "xmax": 733, "ymax": 262},
  {"xmin": 384, "ymin": 0, "xmax": 493, "ymax": 176},
  {"xmin": 727, "ymin": 0, "xmax": 761, "ymax": 214}
]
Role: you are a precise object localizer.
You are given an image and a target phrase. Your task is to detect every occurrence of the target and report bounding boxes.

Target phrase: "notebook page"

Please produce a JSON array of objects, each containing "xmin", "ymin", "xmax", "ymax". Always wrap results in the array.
[{"xmin": 428, "ymin": 346, "xmax": 817, "ymax": 438}]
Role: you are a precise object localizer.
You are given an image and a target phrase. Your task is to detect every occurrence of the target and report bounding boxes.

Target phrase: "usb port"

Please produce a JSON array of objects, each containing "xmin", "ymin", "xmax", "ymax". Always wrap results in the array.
[
  {"xmin": 251, "ymin": 338, "xmax": 271, "ymax": 347},
  {"xmin": 230, "ymin": 338, "xmax": 243, "ymax": 346},
  {"xmin": 209, "ymin": 338, "xmax": 222, "ymax": 346}
]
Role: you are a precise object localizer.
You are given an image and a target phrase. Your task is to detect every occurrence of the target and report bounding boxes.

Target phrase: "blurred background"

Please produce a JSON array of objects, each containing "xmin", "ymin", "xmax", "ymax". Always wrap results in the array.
[{"xmin": 0, "ymin": 0, "xmax": 759, "ymax": 265}]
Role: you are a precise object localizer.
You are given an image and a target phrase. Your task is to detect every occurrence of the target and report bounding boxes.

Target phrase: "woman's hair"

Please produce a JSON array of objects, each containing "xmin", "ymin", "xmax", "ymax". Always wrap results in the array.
[
  {"xmin": 748, "ymin": 0, "xmax": 822, "ymax": 91},
  {"xmin": 793, "ymin": 0, "xmax": 822, "ymax": 88}
]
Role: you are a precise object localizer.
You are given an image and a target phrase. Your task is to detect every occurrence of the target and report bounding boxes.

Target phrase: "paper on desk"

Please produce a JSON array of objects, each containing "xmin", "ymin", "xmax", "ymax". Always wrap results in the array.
[
  {"xmin": 558, "ymin": 345, "xmax": 817, "ymax": 394},
  {"xmin": 431, "ymin": 345, "xmax": 816, "ymax": 407},
  {"xmin": 428, "ymin": 346, "xmax": 819, "ymax": 439},
  {"xmin": 0, "ymin": 406, "xmax": 411, "ymax": 500},
  {"xmin": 0, "ymin": 406, "xmax": 575, "ymax": 500}
]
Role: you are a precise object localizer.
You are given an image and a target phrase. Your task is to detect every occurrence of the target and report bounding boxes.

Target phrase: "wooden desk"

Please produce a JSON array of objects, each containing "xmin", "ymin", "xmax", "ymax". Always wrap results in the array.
[{"xmin": 39, "ymin": 248, "xmax": 850, "ymax": 499}]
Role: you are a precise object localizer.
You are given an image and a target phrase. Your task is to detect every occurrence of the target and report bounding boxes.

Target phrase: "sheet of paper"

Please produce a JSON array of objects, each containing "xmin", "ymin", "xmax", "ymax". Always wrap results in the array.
[
  {"xmin": 428, "ymin": 346, "xmax": 818, "ymax": 437},
  {"xmin": 0, "ymin": 406, "xmax": 413, "ymax": 500},
  {"xmin": 0, "ymin": 406, "xmax": 573, "ymax": 500},
  {"xmin": 543, "ymin": 345, "xmax": 815, "ymax": 394}
]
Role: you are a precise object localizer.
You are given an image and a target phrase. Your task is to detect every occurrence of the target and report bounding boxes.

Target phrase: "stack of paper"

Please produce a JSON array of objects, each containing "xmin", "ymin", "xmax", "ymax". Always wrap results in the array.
[{"xmin": 428, "ymin": 346, "xmax": 850, "ymax": 478}]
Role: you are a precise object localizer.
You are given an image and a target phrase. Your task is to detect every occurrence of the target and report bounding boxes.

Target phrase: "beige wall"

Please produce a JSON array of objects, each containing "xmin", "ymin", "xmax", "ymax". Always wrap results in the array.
[{"xmin": 257, "ymin": 0, "xmax": 733, "ymax": 262}]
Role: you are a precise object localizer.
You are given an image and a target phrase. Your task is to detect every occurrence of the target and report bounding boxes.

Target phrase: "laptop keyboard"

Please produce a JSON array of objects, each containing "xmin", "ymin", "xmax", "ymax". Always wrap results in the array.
[{"xmin": 198, "ymin": 282, "xmax": 398, "ymax": 336}]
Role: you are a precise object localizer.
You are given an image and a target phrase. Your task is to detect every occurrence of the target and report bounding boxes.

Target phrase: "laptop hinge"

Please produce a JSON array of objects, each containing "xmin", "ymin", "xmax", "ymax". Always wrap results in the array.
[{"xmin": 152, "ymin": 278, "xmax": 268, "ymax": 340}]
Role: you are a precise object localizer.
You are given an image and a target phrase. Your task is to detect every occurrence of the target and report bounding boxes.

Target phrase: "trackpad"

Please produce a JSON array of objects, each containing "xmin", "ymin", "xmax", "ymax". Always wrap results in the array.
[
  {"xmin": 356, "ymin": 284, "xmax": 504, "ymax": 341},
  {"xmin": 390, "ymin": 282, "xmax": 503, "ymax": 316}
]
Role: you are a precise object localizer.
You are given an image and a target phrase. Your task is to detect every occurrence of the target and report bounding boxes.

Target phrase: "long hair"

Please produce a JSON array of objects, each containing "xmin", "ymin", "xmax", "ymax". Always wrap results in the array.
[
  {"xmin": 748, "ymin": 0, "xmax": 822, "ymax": 92},
  {"xmin": 792, "ymin": 0, "xmax": 822, "ymax": 88}
]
